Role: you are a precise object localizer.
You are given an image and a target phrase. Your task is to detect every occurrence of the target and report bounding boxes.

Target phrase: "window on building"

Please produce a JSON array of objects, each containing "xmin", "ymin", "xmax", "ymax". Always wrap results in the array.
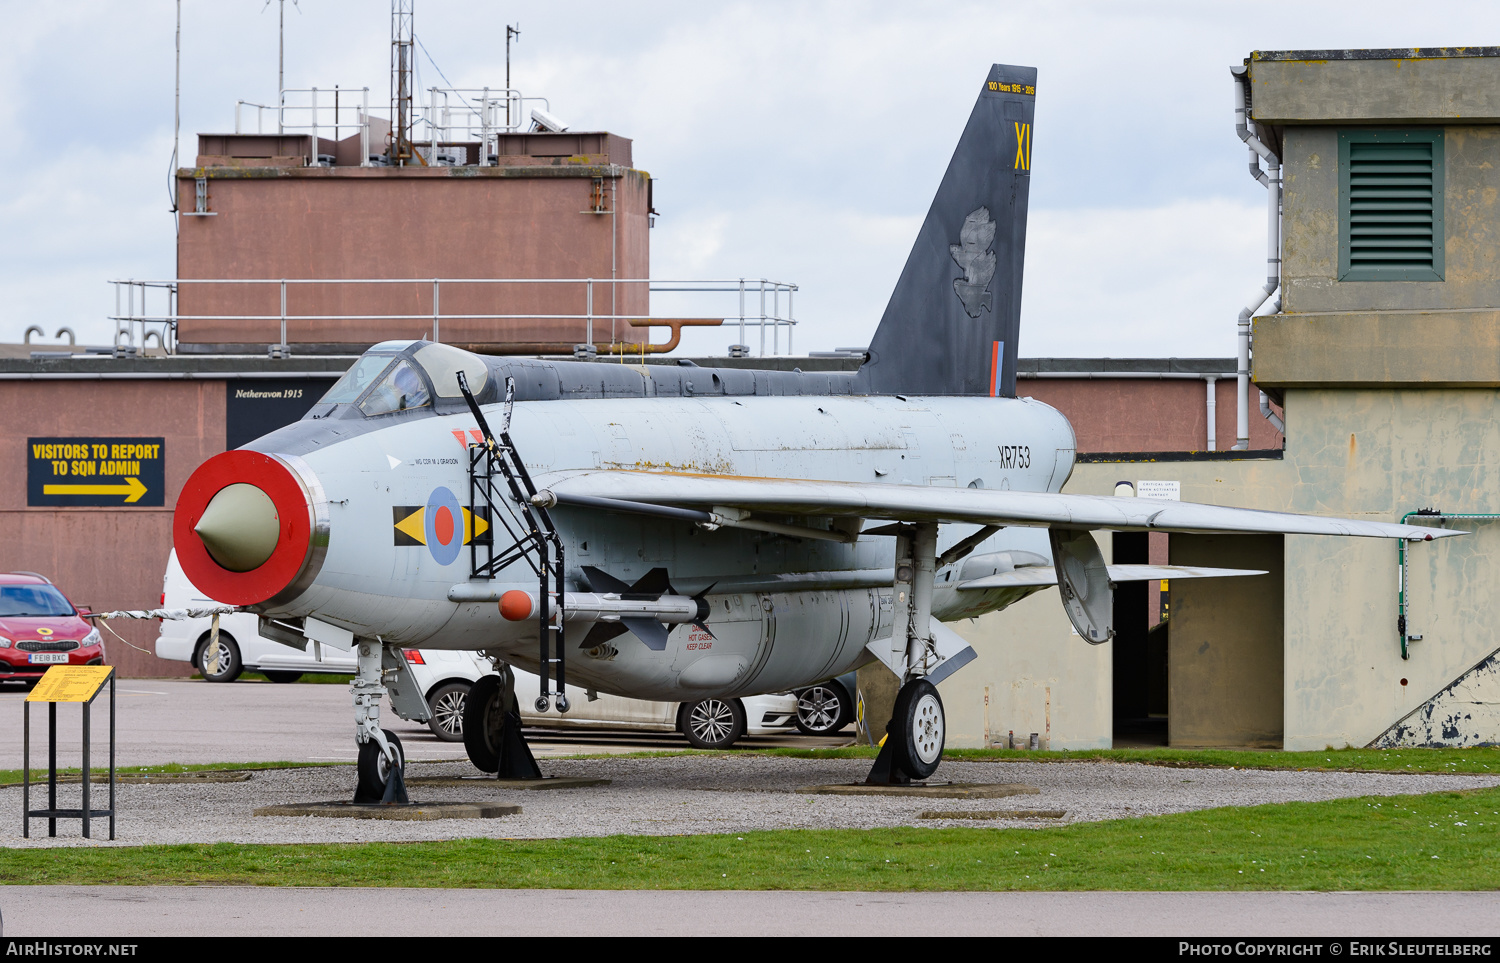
[{"xmin": 1338, "ymin": 129, "xmax": 1444, "ymax": 282}]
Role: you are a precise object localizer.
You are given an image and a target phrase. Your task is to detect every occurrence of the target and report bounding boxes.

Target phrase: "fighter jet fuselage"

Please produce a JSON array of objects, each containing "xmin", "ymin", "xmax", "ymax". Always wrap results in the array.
[{"xmin": 186, "ymin": 362, "xmax": 1075, "ymax": 702}]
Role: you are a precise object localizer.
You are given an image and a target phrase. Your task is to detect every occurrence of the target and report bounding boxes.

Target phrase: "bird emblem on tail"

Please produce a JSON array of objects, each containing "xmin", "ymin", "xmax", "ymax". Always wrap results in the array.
[{"xmin": 950, "ymin": 207, "xmax": 997, "ymax": 318}]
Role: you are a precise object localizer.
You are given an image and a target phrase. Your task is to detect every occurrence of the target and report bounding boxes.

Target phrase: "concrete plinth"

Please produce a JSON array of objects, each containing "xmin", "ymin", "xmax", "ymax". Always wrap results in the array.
[
  {"xmin": 918, "ymin": 809, "xmax": 1066, "ymax": 820},
  {"xmin": 405, "ymin": 776, "xmax": 610, "ymax": 790},
  {"xmin": 253, "ymin": 801, "xmax": 521, "ymax": 820},
  {"xmin": 801, "ymin": 782, "xmax": 1040, "ymax": 798},
  {"xmin": 53, "ymin": 771, "xmax": 255, "ymax": 785}
]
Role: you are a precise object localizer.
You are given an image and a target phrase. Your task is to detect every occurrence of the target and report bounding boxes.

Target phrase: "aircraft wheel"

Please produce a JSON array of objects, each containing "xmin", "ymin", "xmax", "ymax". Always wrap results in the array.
[
  {"xmin": 681, "ymin": 697, "xmax": 746, "ymax": 750},
  {"xmin": 462, "ymin": 674, "xmax": 504, "ymax": 772},
  {"xmin": 891, "ymin": 679, "xmax": 945, "ymax": 781},
  {"xmin": 195, "ymin": 632, "xmax": 242, "ymax": 683},
  {"xmin": 427, "ymin": 682, "xmax": 469, "ymax": 742},
  {"xmin": 794, "ymin": 682, "xmax": 850, "ymax": 736},
  {"xmin": 355, "ymin": 729, "xmax": 405, "ymax": 802}
]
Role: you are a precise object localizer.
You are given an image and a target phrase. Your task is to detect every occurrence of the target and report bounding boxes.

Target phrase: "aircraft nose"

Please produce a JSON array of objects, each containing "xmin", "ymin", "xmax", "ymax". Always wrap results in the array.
[
  {"xmin": 193, "ymin": 483, "xmax": 281, "ymax": 572},
  {"xmin": 174, "ymin": 451, "xmax": 327, "ymax": 606}
]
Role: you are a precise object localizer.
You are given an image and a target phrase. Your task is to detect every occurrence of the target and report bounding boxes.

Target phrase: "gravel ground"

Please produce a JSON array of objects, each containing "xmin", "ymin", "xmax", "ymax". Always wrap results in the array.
[{"xmin": 5, "ymin": 755, "xmax": 1497, "ymax": 849}]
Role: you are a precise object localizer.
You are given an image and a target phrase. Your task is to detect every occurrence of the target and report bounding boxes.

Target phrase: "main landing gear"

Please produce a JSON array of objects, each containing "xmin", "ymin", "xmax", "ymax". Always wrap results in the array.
[
  {"xmin": 865, "ymin": 522, "xmax": 948, "ymax": 785},
  {"xmin": 463, "ymin": 662, "xmax": 543, "ymax": 779},
  {"xmin": 865, "ymin": 678, "xmax": 946, "ymax": 784}
]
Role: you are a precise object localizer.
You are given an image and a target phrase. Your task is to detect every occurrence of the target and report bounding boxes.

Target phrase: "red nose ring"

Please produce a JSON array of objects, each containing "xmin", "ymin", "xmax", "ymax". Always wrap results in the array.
[{"xmin": 173, "ymin": 450, "xmax": 316, "ymax": 605}]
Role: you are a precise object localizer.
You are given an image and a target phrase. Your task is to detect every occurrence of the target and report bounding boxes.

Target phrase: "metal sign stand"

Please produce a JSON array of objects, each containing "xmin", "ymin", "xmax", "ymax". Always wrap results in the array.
[{"xmin": 23, "ymin": 666, "xmax": 116, "ymax": 840}]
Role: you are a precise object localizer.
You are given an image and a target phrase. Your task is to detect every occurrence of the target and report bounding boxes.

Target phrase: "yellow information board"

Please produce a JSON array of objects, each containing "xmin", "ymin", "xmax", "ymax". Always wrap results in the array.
[{"xmin": 26, "ymin": 665, "xmax": 113, "ymax": 703}]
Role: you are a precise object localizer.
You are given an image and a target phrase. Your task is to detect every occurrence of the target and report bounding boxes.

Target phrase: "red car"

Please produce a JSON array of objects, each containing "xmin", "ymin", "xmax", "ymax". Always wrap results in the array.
[{"xmin": 0, "ymin": 573, "xmax": 105, "ymax": 688}]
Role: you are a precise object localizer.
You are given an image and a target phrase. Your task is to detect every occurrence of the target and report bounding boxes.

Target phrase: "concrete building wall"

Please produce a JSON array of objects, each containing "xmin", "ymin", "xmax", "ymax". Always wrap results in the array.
[
  {"xmin": 1168, "ymin": 534, "xmax": 1284, "ymax": 748},
  {"xmin": 948, "ymin": 393, "xmax": 1500, "ymax": 753},
  {"xmin": 944, "ymin": 573, "xmax": 1114, "ymax": 751},
  {"xmin": 1279, "ymin": 387, "xmax": 1500, "ymax": 750},
  {"xmin": 1278, "ymin": 125, "xmax": 1500, "ymax": 315},
  {"xmin": 1249, "ymin": 51, "xmax": 1500, "ymax": 125}
]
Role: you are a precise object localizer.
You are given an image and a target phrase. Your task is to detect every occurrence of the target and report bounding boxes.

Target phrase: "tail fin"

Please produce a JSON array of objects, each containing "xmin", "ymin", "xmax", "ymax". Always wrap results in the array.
[{"xmin": 856, "ymin": 65, "xmax": 1035, "ymax": 398}]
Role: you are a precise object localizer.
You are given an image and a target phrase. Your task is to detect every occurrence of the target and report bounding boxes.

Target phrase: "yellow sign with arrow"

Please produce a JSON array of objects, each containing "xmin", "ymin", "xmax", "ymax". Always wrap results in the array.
[{"xmin": 28, "ymin": 437, "xmax": 164, "ymax": 506}]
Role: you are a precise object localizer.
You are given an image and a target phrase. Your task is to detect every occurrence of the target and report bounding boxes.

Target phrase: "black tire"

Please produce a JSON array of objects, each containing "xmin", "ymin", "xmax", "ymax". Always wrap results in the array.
[
  {"xmin": 263, "ymin": 671, "xmax": 302, "ymax": 684},
  {"xmin": 462, "ymin": 674, "xmax": 504, "ymax": 772},
  {"xmin": 794, "ymin": 681, "xmax": 851, "ymax": 736},
  {"xmin": 890, "ymin": 678, "xmax": 945, "ymax": 781},
  {"xmin": 681, "ymin": 697, "xmax": 747, "ymax": 750},
  {"xmin": 427, "ymin": 682, "xmax": 470, "ymax": 742},
  {"xmin": 195, "ymin": 632, "xmax": 243, "ymax": 683},
  {"xmin": 355, "ymin": 729, "xmax": 405, "ymax": 802}
]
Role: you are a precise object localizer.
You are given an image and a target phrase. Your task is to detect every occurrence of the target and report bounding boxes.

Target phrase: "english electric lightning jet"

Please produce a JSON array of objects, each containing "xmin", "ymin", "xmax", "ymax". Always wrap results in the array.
[{"xmin": 173, "ymin": 65, "xmax": 1457, "ymax": 799}]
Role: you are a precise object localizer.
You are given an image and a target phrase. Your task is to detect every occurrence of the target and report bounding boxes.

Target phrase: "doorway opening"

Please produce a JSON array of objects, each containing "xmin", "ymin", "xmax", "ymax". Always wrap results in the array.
[{"xmin": 1112, "ymin": 531, "xmax": 1169, "ymax": 747}]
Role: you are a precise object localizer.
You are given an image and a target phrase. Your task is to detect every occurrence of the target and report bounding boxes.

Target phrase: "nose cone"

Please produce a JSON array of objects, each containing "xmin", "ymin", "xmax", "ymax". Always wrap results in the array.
[
  {"xmin": 194, "ymin": 483, "xmax": 281, "ymax": 572},
  {"xmin": 174, "ymin": 450, "xmax": 326, "ymax": 606}
]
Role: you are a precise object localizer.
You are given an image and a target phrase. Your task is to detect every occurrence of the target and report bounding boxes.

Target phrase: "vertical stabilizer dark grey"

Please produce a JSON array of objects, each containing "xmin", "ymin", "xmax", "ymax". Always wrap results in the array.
[{"xmin": 856, "ymin": 65, "xmax": 1035, "ymax": 397}]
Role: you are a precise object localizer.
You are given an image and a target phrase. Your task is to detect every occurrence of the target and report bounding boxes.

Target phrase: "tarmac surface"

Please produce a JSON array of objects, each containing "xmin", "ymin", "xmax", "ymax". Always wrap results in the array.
[
  {"xmin": 2, "ymin": 887, "xmax": 1498, "ymax": 937},
  {"xmin": 0, "ymin": 678, "xmax": 825, "ymax": 770}
]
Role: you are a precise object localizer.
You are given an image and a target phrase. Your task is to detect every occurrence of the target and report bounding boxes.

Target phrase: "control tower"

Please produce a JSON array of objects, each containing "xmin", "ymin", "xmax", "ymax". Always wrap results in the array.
[{"xmin": 175, "ymin": 87, "xmax": 651, "ymax": 355}]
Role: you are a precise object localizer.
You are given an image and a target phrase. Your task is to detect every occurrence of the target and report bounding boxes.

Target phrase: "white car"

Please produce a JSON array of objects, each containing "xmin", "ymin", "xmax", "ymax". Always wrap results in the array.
[{"xmin": 157, "ymin": 551, "xmax": 795, "ymax": 749}]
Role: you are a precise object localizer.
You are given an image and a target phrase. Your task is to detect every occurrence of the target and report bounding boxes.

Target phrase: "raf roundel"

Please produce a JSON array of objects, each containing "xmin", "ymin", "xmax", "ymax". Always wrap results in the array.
[{"xmin": 423, "ymin": 486, "xmax": 464, "ymax": 566}]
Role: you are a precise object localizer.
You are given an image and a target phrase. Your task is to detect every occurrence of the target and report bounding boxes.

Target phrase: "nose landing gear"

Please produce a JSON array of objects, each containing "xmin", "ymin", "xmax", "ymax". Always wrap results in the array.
[
  {"xmin": 351, "ymin": 641, "xmax": 410, "ymax": 804},
  {"xmin": 356, "ymin": 729, "xmax": 408, "ymax": 802}
]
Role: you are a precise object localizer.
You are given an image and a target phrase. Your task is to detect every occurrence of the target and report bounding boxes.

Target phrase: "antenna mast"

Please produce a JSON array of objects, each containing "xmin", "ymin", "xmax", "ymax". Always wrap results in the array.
[
  {"xmin": 390, "ymin": 0, "xmax": 414, "ymax": 165},
  {"xmin": 506, "ymin": 24, "xmax": 520, "ymax": 127},
  {"xmin": 263, "ymin": 0, "xmax": 299, "ymax": 133}
]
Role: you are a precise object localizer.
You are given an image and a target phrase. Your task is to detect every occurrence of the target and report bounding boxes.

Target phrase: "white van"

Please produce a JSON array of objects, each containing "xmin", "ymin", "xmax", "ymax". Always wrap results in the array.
[{"xmin": 157, "ymin": 551, "xmax": 794, "ymax": 748}]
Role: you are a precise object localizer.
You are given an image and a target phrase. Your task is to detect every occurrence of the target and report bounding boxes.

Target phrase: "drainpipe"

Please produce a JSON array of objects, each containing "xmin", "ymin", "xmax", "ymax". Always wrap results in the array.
[
  {"xmin": 1205, "ymin": 376, "xmax": 1218, "ymax": 451},
  {"xmin": 1259, "ymin": 390, "xmax": 1285, "ymax": 434},
  {"xmin": 1231, "ymin": 64, "xmax": 1281, "ymax": 450}
]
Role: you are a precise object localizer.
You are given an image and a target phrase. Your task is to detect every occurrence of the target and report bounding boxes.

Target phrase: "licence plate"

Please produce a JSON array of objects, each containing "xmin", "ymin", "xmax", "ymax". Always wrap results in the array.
[{"xmin": 28, "ymin": 653, "xmax": 68, "ymax": 664}]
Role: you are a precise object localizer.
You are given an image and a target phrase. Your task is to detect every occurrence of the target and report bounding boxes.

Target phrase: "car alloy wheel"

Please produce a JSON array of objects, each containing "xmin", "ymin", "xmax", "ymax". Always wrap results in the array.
[
  {"xmin": 683, "ymin": 697, "xmax": 746, "ymax": 750},
  {"xmin": 427, "ymin": 683, "xmax": 468, "ymax": 742},
  {"xmin": 795, "ymin": 684, "xmax": 846, "ymax": 735}
]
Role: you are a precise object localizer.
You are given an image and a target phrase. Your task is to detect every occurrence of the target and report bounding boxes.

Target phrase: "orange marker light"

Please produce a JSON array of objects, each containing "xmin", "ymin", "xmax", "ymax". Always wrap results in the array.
[{"xmin": 499, "ymin": 590, "xmax": 535, "ymax": 621}]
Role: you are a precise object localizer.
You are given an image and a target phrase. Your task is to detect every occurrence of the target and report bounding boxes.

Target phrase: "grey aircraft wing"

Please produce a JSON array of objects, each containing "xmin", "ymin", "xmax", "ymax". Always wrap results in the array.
[
  {"xmin": 958, "ymin": 564, "xmax": 1269, "ymax": 590},
  {"xmin": 533, "ymin": 470, "xmax": 1462, "ymax": 541}
]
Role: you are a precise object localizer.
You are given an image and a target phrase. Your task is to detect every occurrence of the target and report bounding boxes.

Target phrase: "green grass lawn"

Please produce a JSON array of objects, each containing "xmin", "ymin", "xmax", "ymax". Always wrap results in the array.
[
  {"xmin": 0, "ymin": 761, "xmax": 342, "ymax": 786},
  {"xmin": 4, "ymin": 786, "xmax": 1497, "ymax": 891},
  {"xmin": 762, "ymin": 745, "xmax": 1500, "ymax": 775}
]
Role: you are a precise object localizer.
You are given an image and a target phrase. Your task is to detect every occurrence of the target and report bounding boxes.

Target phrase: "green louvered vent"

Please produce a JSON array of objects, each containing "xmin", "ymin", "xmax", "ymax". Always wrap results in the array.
[{"xmin": 1339, "ymin": 131, "xmax": 1443, "ymax": 282}]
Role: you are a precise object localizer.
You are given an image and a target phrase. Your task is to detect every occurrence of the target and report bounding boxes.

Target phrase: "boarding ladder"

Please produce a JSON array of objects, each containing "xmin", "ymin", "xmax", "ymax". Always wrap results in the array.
[{"xmin": 457, "ymin": 373, "xmax": 569, "ymax": 712}]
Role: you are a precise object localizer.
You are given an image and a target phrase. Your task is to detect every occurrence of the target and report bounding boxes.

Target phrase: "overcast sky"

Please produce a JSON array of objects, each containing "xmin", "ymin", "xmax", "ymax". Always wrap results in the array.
[{"xmin": 3, "ymin": 1, "xmax": 1495, "ymax": 358}]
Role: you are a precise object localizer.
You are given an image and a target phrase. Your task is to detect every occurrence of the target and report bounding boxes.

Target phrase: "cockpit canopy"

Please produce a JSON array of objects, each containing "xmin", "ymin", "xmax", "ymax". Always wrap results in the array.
[{"xmin": 316, "ymin": 341, "xmax": 489, "ymax": 418}]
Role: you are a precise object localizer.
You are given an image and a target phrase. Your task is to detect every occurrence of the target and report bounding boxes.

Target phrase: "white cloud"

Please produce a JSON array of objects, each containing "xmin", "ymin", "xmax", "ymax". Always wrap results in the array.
[
  {"xmin": 3, "ymin": 1, "xmax": 1497, "ymax": 352},
  {"xmin": 1022, "ymin": 199, "xmax": 1266, "ymax": 359}
]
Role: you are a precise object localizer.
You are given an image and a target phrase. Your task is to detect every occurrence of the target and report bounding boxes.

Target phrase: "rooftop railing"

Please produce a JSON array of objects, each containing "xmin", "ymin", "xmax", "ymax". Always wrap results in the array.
[
  {"xmin": 108, "ymin": 277, "xmax": 798, "ymax": 359},
  {"xmin": 232, "ymin": 86, "xmax": 557, "ymax": 167}
]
